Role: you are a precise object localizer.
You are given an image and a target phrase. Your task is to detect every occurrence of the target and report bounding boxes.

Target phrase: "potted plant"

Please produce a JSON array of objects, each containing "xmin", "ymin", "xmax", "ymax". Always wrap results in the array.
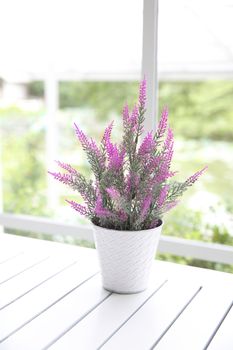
[{"xmin": 49, "ymin": 79, "xmax": 207, "ymax": 294}]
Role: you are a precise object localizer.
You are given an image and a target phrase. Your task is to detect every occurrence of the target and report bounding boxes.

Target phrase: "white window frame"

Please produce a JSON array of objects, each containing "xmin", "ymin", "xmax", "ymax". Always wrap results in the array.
[
  {"xmin": 141, "ymin": 0, "xmax": 159, "ymax": 132},
  {"xmin": 1, "ymin": 212, "xmax": 233, "ymax": 265}
]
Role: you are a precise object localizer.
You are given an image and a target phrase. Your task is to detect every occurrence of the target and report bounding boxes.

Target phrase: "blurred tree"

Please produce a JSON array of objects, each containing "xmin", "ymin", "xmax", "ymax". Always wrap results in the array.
[
  {"xmin": 27, "ymin": 80, "xmax": 233, "ymax": 140},
  {"xmin": 159, "ymin": 81, "xmax": 233, "ymax": 140},
  {"xmin": 2, "ymin": 128, "xmax": 48, "ymax": 216}
]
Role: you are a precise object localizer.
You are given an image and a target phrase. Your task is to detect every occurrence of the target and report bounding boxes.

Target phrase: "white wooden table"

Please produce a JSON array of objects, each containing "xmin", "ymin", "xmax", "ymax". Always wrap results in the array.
[{"xmin": 0, "ymin": 233, "xmax": 232, "ymax": 350}]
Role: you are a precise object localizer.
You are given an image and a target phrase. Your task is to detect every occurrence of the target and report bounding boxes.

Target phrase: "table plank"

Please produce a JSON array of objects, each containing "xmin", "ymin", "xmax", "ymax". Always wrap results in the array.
[
  {"xmin": 0, "ymin": 259, "xmax": 98, "ymax": 342},
  {"xmin": 0, "ymin": 251, "xmax": 23, "ymax": 265},
  {"xmin": 0, "ymin": 275, "xmax": 109, "ymax": 350},
  {"xmin": 0, "ymin": 255, "xmax": 78, "ymax": 310},
  {"xmin": 47, "ymin": 273, "xmax": 167, "ymax": 350},
  {"xmin": 0, "ymin": 233, "xmax": 232, "ymax": 350},
  {"xmin": 96, "ymin": 281, "xmax": 202, "ymax": 350},
  {"xmin": 0, "ymin": 233, "xmax": 94, "ymax": 259},
  {"xmin": 0, "ymin": 253, "xmax": 49, "ymax": 285},
  {"xmin": 207, "ymin": 303, "xmax": 233, "ymax": 350},
  {"xmin": 154, "ymin": 284, "xmax": 233, "ymax": 350}
]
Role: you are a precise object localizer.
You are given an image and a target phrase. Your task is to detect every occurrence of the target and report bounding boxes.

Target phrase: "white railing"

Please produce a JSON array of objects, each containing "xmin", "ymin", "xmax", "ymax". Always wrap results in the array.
[{"xmin": 0, "ymin": 213, "xmax": 233, "ymax": 265}]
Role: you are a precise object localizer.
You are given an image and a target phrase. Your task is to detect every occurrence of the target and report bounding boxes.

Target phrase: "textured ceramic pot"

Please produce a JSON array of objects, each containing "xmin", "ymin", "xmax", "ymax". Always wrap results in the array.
[{"xmin": 93, "ymin": 221, "xmax": 163, "ymax": 294}]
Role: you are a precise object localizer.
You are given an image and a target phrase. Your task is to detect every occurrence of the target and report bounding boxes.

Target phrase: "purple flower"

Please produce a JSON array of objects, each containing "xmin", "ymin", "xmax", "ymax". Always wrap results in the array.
[
  {"xmin": 74, "ymin": 123, "xmax": 89, "ymax": 149},
  {"xmin": 154, "ymin": 159, "xmax": 171, "ymax": 183},
  {"xmin": 94, "ymin": 190, "xmax": 112, "ymax": 218},
  {"xmin": 154, "ymin": 169, "xmax": 175, "ymax": 184},
  {"xmin": 164, "ymin": 200, "xmax": 179, "ymax": 212},
  {"xmin": 186, "ymin": 166, "xmax": 208, "ymax": 186},
  {"xmin": 125, "ymin": 173, "xmax": 131, "ymax": 196},
  {"xmin": 157, "ymin": 185, "xmax": 169, "ymax": 209},
  {"xmin": 74, "ymin": 123, "xmax": 105, "ymax": 169},
  {"xmin": 139, "ymin": 78, "xmax": 146, "ymax": 109},
  {"xmin": 147, "ymin": 155, "xmax": 163, "ymax": 174},
  {"xmin": 130, "ymin": 105, "xmax": 139, "ymax": 131},
  {"xmin": 122, "ymin": 103, "xmax": 139, "ymax": 132},
  {"xmin": 149, "ymin": 219, "xmax": 159, "ymax": 229},
  {"xmin": 65, "ymin": 200, "xmax": 88, "ymax": 217},
  {"xmin": 48, "ymin": 171, "xmax": 73, "ymax": 186},
  {"xmin": 140, "ymin": 194, "xmax": 152, "ymax": 221},
  {"xmin": 49, "ymin": 79, "xmax": 207, "ymax": 231},
  {"xmin": 106, "ymin": 140, "xmax": 125, "ymax": 171},
  {"xmin": 101, "ymin": 121, "xmax": 114, "ymax": 147},
  {"xmin": 106, "ymin": 188, "xmax": 128, "ymax": 222},
  {"xmin": 106, "ymin": 187, "xmax": 120, "ymax": 200},
  {"xmin": 125, "ymin": 172, "xmax": 140, "ymax": 196},
  {"xmin": 55, "ymin": 161, "xmax": 77, "ymax": 175},
  {"xmin": 156, "ymin": 156, "xmax": 174, "ymax": 183},
  {"xmin": 118, "ymin": 210, "xmax": 128, "ymax": 222},
  {"xmin": 122, "ymin": 104, "xmax": 130, "ymax": 124},
  {"xmin": 164, "ymin": 127, "xmax": 174, "ymax": 150},
  {"xmin": 49, "ymin": 168, "xmax": 95, "ymax": 207},
  {"xmin": 138, "ymin": 131, "xmax": 156, "ymax": 156},
  {"xmin": 153, "ymin": 128, "xmax": 175, "ymax": 183},
  {"xmin": 156, "ymin": 107, "xmax": 169, "ymax": 141}
]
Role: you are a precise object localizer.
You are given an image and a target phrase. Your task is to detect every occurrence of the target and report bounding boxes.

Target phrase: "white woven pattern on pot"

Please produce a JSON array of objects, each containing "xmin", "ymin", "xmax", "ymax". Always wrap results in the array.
[{"xmin": 93, "ymin": 225, "xmax": 162, "ymax": 294}]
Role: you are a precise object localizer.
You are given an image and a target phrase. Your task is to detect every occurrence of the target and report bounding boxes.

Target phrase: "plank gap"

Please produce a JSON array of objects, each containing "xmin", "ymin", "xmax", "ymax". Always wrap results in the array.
[
  {"xmin": 0, "ymin": 271, "xmax": 99, "ymax": 343},
  {"xmin": 42, "ymin": 293, "xmax": 112, "ymax": 350},
  {"xmin": 0, "ymin": 252, "xmax": 24, "ymax": 265},
  {"xmin": 98, "ymin": 280, "xmax": 168, "ymax": 350},
  {"xmin": 151, "ymin": 285, "xmax": 203, "ymax": 349},
  {"xmin": 203, "ymin": 300, "xmax": 233, "ymax": 350},
  {"xmin": 0, "ymin": 256, "xmax": 50, "ymax": 286},
  {"xmin": 0, "ymin": 261, "xmax": 78, "ymax": 311}
]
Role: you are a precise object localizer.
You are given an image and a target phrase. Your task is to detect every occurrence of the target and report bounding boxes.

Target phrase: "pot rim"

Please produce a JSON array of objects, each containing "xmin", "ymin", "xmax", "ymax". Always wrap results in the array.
[{"xmin": 91, "ymin": 219, "xmax": 163, "ymax": 233}]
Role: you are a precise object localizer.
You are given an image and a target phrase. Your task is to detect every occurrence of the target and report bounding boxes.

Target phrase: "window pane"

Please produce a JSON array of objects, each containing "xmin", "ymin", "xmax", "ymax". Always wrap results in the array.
[
  {"xmin": 0, "ymin": 0, "xmax": 143, "ymax": 226},
  {"xmin": 158, "ymin": 0, "xmax": 233, "ymax": 251}
]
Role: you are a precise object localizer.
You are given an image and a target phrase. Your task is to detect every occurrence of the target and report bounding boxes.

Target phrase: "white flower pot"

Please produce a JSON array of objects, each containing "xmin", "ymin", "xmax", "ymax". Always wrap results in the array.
[{"xmin": 93, "ymin": 221, "xmax": 163, "ymax": 294}]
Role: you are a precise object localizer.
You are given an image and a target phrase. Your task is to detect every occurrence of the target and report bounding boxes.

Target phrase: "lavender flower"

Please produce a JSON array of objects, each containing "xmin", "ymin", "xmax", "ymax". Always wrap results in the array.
[
  {"xmin": 157, "ymin": 185, "xmax": 169, "ymax": 208},
  {"xmin": 55, "ymin": 161, "xmax": 77, "ymax": 175},
  {"xmin": 101, "ymin": 121, "xmax": 114, "ymax": 147},
  {"xmin": 138, "ymin": 131, "xmax": 155, "ymax": 156},
  {"xmin": 122, "ymin": 103, "xmax": 139, "ymax": 133},
  {"xmin": 153, "ymin": 127, "xmax": 175, "ymax": 183},
  {"xmin": 106, "ymin": 141, "xmax": 125, "ymax": 171},
  {"xmin": 65, "ymin": 200, "xmax": 88, "ymax": 217},
  {"xmin": 118, "ymin": 210, "xmax": 128, "ymax": 222},
  {"xmin": 122, "ymin": 104, "xmax": 130, "ymax": 129},
  {"xmin": 140, "ymin": 194, "xmax": 152, "ymax": 222},
  {"xmin": 164, "ymin": 200, "xmax": 179, "ymax": 212},
  {"xmin": 48, "ymin": 171, "xmax": 73, "ymax": 186},
  {"xmin": 147, "ymin": 155, "xmax": 163, "ymax": 174},
  {"xmin": 49, "ymin": 79, "xmax": 206, "ymax": 231},
  {"xmin": 94, "ymin": 191, "xmax": 112, "ymax": 218},
  {"xmin": 125, "ymin": 172, "xmax": 140, "ymax": 197},
  {"xmin": 130, "ymin": 105, "xmax": 139, "ymax": 131},
  {"xmin": 139, "ymin": 78, "xmax": 146, "ymax": 109},
  {"xmin": 164, "ymin": 127, "xmax": 174, "ymax": 150},
  {"xmin": 106, "ymin": 187, "xmax": 121, "ymax": 200},
  {"xmin": 156, "ymin": 107, "xmax": 169, "ymax": 142},
  {"xmin": 74, "ymin": 123, "xmax": 89, "ymax": 149},
  {"xmin": 74, "ymin": 123, "xmax": 105, "ymax": 171},
  {"xmin": 149, "ymin": 219, "xmax": 160, "ymax": 229},
  {"xmin": 185, "ymin": 166, "xmax": 208, "ymax": 186}
]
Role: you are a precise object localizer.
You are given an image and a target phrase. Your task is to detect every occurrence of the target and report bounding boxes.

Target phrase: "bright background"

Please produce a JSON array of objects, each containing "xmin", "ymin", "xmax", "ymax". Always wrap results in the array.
[{"xmin": 0, "ymin": 0, "xmax": 232, "ymax": 271}]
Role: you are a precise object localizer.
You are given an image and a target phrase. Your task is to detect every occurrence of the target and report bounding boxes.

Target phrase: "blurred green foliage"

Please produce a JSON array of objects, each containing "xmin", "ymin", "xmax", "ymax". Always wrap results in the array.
[
  {"xmin": 2, "ymin": 128, "xmax": 48, "ymax": 216},
  {"xmin": 28, "ymin": 80, "xmax": 233, "ymax": 140},
  {"xmin": 161, "ymin": 207, "xmax": 233, "ymax": 273},
  {"xmin": 159, "ymin": 81, "xmax": 233, "ymax": 140}
]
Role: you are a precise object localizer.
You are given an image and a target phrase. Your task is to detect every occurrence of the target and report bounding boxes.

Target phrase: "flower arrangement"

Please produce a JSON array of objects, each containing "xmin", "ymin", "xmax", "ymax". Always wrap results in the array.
[{"xmin": 49, "ymin": 79, "xmax": 207, "ymax": 231}]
